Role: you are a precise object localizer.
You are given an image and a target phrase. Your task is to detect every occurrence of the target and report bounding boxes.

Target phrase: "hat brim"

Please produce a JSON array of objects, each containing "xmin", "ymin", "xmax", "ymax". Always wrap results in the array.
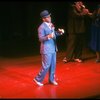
[{"xmin": 42, "ymin": 13, "xmax": 51, "ymax": 18}]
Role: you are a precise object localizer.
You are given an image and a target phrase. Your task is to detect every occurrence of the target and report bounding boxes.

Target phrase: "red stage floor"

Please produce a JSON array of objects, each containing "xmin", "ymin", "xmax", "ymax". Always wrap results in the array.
[{"xmin": 0, "ymin": 50, "xmax": 100, "ymax": 99}]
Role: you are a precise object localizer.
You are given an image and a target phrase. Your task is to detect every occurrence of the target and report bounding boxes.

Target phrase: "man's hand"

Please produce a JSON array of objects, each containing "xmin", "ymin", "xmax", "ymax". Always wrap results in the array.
[
  {"xmin": 57, "ymin": 28, "xmax": 64, "ymax": 35},
  {"xmin": 82, "ymin": 8, "xmax": 89, "ymax": 15},
  {"xmin": 47, "ymin": 33, "xmax": 54, "ymax": 39}
]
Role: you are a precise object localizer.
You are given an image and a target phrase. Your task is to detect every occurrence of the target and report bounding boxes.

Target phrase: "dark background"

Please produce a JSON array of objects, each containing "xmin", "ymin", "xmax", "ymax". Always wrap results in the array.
[{"xmin": 0, "ymin": 1, "xmax": 99, "ymax": 57}]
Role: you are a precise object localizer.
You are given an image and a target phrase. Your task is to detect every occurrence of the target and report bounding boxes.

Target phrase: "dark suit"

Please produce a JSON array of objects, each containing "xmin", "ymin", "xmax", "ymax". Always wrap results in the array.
[{"xmin": 65, "ymin": 4, "xmax": 87, "ymax": 60}]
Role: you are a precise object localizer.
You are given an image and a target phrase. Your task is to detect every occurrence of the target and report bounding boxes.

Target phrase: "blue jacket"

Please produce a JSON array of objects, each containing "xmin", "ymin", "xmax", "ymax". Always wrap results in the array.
[{"xmin": 38, "ymin": 22, "xmax": 60, "ymax": 54}]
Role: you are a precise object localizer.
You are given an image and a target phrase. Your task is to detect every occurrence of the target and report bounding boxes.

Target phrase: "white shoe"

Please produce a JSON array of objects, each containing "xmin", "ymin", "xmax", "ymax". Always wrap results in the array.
[
  {"xmin": 63, "ymin": 58, "xmax": 67, "ymax": 63},
  {"xmin": 74, "ymin": 59, "xmax": 82, "ymax": 63},
  {"xmin": 63, "ymin": 57, "xmax": 69, "ymax": 63},
  {"xmin": 34, "ymin": 79, "xmax": 43, "ymax": 86},
  {"xmin": 50, "ymin": 81, "xmax": 58, "ymax": 85}
]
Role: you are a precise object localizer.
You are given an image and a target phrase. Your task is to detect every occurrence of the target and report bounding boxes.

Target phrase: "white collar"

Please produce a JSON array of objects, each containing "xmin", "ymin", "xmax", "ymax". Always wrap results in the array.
[{"xmin": 44, "ymin": 22, "xmax": 51, "ymax": 26}]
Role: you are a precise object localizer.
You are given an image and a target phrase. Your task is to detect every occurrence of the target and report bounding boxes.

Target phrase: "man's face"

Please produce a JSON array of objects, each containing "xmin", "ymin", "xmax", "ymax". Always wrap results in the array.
[
  {"xmin": 43, "ymin": 15, "xmax": 51, "ymax": 23},
  {"xmin": 75, "ymin": 2, "xmax": 81, "ymax": 9},
  {"xmin": 79, "ymin": 1, "xmax": 83, "ymax": 6}
]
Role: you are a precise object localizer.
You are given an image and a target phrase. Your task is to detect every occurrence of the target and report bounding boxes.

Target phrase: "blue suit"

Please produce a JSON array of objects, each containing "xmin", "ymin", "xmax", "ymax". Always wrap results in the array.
[{"xmin": 35, "ymin": 22, "xmax": 60, "ymax": 83}]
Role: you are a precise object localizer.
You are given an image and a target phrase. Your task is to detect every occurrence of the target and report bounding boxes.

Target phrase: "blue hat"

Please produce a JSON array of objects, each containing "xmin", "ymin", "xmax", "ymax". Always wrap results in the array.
[{"xmin": 40, "ymin": 10, "xmax": 51, "ymax": 18}]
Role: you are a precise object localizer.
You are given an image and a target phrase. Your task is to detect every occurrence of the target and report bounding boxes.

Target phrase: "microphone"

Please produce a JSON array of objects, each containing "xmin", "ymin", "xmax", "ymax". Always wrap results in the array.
[
  {"xmin": 81, "ymin": 5, "xmax": 85, "ymax": 8},
  {"xmin": 50, "ymin": 23, "xmax": 55, "ymax": 30}
]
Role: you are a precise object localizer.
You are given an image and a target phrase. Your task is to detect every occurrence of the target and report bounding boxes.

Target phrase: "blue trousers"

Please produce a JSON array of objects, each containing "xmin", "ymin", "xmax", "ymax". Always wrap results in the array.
[{"xmin": 35, "ymin": 52, "xmax": 56, "ymax": 83}]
